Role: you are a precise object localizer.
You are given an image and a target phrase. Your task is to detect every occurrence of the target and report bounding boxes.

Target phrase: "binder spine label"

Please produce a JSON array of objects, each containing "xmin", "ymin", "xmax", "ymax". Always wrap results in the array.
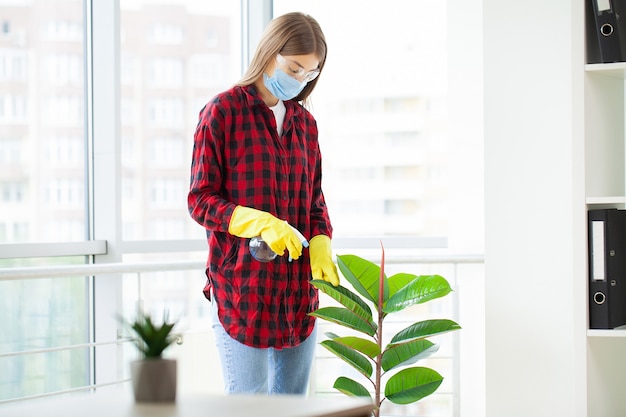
[
  {"xmin": 591, "ymin": 220, "xmax": 606, "ymax": 281},
  {"xmin": 597, "ymin": 0, "xmax": 611, "ymax": 12}
]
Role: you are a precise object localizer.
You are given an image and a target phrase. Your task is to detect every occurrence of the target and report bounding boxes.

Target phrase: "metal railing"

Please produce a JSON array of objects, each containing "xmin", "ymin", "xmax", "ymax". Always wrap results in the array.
[
  {"xmin": 0, "ymin": 259, "xmax": 205, "ymax": 280},
  {"xmin": 0, "ymin": 255, "xmax": 484, "ymax": 281},
  {"xmin": 0, "ymin": 254, "xmax": 484, "ymax": 414}
]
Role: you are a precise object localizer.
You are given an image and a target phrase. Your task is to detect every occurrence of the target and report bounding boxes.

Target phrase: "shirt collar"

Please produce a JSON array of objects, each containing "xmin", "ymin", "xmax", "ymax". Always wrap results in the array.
[{"xmin": 242, "ymin": 84, "xmax": 303, "ymax": 118}]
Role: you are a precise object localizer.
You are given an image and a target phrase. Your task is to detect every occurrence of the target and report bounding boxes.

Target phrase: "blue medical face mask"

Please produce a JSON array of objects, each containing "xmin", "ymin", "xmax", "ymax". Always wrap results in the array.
[{"xmin": 263, "ymin": 67, "xmax": 307, "ymax": 101}]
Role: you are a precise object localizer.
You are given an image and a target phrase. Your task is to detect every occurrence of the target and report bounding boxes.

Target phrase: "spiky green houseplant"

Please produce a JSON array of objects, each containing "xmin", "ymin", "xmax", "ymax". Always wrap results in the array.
[
  {"xmin": 127, "ymin": 310, "xmax": 178, "ymax": 358},
  {"xmin": 125, "ymin": 310, "xmax": 179, "ymax": 402},
  {"xmin": 309, "ymin": 247, "xmax": 461, "ymax": 417}
]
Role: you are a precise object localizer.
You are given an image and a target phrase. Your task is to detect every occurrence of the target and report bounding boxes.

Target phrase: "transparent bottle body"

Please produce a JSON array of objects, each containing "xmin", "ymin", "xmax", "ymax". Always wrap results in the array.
[{"xmin": 249, "ymin": 236, "xmax": 278, "ymax": 262}]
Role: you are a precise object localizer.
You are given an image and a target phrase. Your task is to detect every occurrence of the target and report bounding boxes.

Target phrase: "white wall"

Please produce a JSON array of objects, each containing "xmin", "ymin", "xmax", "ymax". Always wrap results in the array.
[
  {"xmin": 448, "ymin": 0, "xmax": 485, "ymax": 256},
  {"xmin": 448, "ymin": 1, "xmax": 486, "ymax": 416},
  {"xmin": 483, "ymin": 0, "xmax": 588, "ymax": 416}
]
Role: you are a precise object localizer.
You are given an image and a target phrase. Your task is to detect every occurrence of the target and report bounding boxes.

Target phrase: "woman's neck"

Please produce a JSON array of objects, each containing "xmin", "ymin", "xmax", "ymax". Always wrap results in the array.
[{"xmin": 254, "ymin": 79, "xmax": 279, "ymax": 107}]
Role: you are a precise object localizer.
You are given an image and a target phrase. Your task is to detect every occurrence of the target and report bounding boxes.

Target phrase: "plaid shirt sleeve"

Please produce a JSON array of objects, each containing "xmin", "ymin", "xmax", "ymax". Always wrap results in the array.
[
  {"xmin": 187, "ymin": 94, "xmax": 236, "ymax": 232},
  {"xmin": 187, "ymin": 85, "xmax": 332, "ymax": 349}
]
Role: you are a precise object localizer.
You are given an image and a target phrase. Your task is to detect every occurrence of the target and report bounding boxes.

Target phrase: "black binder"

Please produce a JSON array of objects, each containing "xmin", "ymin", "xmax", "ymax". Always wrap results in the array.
[
  {"xmin": 588, "ymin": 0, "xmax": 626, "ymax": 63},
  {"xmin": 588, "ymin": 208, "xmax": 626, "ymax": 329}
]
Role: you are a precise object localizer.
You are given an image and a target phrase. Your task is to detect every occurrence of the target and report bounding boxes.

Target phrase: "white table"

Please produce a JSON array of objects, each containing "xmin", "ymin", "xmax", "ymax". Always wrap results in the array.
[{"xmin": 0, "ymin": 389, "xmax": 374, "ymax": 417}]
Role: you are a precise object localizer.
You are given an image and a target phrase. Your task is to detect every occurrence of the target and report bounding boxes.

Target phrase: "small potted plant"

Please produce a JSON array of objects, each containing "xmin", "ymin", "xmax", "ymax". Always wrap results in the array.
[
  {"xmin": 309, "ymin": 245, "xmax": 461, "ymax": 417},
  {"xmin": 124, "ymin": 310, "xmax": 179, "ymax": 403}
]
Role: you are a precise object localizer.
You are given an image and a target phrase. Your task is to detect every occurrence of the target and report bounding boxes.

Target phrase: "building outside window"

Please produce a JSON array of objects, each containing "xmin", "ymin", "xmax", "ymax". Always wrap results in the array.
[{"xmin": 0, "ymin": 2, "xmax": 483, "ymax": 416}]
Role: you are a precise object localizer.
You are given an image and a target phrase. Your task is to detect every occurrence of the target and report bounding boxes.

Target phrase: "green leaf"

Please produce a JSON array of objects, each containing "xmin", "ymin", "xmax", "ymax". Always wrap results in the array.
[
  {"xmin": 309, "ymin": 306, "xmax": 377, "ymax": 336},
  {"xmin": 384, "ymin": 275, "xmax": 453, "ymax": 314},
  {"xmin": 384, "ymin": 367, "xmax": 443, "ymax": 404},
  {"xmin": 389, "ymin": 319, "xmax": 461, "ymax": 345},
  {"xmin": 320, "ymin": 340, "xmax": 373, "ymax": 378},
  {"xmin": 387, "ymin": 272, "xmax": 419, "ymax": 300},
  {"xmin": 310, "ymin": 280, "xmax": 373, "ymax": 322},
  {"xmin": 328, "ymin": 335, "xmax": 381, "ymax": 359},
  {"xmin": 337, "ymin": 254, "xmax": 389, "ymax": 306},
  {"xmin": 381, "ymin": 339, "xmax": 439, "ymax": 372},
  {"xmin": 122, "ymin": 311, "xmax": 178, "ymax": 358},
  {"xmin": 333, "ymin": 376, "xmax": 372, "ymax": 398}
]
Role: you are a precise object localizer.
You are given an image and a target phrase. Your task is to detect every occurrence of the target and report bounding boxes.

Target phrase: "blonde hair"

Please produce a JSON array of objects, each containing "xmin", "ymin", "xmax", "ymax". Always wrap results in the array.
[{"xmin": 237, "ymin": 12, "xmax": 327, "ymax": 104}]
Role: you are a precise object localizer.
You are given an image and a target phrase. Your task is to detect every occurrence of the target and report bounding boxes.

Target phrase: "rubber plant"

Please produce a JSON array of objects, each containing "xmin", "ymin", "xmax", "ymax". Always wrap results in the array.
[{"xmin": 309, "ymin": 246, "xmax": 461, "ymax": 417}]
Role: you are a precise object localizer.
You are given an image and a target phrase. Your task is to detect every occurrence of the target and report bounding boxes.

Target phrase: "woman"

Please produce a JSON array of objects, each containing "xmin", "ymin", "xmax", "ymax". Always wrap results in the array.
[{"xmin": 187, "ymin": 12, "xmax": 339, "ymax": 395}]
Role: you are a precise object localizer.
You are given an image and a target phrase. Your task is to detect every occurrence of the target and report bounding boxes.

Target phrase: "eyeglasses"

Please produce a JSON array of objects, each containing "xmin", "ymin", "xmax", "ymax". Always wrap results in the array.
[{"xmin": 276, "ymin": 54, "xmax": 320, "ymax": 83}]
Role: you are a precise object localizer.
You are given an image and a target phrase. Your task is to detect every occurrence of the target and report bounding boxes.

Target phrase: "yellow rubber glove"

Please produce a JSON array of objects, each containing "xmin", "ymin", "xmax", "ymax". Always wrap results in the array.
[
  {"xmin": 309, "ymin": 235, "xmax": 339, "ymax": 286},
  {"xmin": 228, "ymin": 206, "xmax": 303, "ymax": 260}
]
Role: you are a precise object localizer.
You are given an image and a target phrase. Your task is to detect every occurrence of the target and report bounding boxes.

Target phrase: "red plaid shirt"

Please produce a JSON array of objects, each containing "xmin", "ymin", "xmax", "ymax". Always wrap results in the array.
[{"xmin": 188, "ymin": 84, "xmax": 332, "ymax": 349}]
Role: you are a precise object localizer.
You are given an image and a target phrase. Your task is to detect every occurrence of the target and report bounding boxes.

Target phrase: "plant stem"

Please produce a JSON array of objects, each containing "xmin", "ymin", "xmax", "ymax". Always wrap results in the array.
[
  {"xmin": 374, "ymin": 313, "xmax": 383, "ymax": 417},
  {"xmin": 374, "ymin": 244, "xmax": 386, "ymax": 417}
]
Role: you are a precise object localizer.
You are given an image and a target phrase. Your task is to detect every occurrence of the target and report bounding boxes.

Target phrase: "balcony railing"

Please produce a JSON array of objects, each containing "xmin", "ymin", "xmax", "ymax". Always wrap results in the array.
[{"xmin": 0, "ymin": 254, "xmax": 484, "ymax": 417}]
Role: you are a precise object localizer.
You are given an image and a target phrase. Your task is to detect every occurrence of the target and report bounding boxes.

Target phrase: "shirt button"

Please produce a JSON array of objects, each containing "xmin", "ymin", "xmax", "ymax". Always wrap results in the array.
[{"xmin": 282, "ymin": 195, "xmax": 288, "ymax": 201}]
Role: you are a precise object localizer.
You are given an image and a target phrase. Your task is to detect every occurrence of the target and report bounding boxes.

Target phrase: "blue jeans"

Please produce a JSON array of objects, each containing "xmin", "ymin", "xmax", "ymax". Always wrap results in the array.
[{"xmin": 211, "ymin": 299, "xmax": 317, "ymax": 395}]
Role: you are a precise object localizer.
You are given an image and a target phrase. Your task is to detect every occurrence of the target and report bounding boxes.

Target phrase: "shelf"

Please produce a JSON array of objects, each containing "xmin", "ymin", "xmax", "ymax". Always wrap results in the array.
[
  {"xmin": 586, "ymin": 196, "xmax": 626, "ymax": 205},
  {"xmin": 588, "ymin": 326, "xmax": 626, "ymax": 337},
  {"xmin": 585, "ymin": 62, "xmax": 626, "ymax": 78}
]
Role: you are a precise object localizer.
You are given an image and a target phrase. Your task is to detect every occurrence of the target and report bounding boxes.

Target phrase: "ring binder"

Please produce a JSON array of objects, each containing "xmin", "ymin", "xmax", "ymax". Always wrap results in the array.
[
  {"xmin": 587, "ymin": 0, "xmax": 626, "ymax": 63},
  {"xmin": 588, "ymin": 208, "xmax": 626, "ymax": 329}
]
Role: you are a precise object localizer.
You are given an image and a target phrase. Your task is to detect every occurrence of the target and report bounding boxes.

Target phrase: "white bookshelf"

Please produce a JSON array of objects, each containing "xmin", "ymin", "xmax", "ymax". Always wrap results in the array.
[
  {"xmin": 483, "ymin": 1, "xmax": 626, "ymax": 415},
  {"xmin": 584, "ymin": 37, "xmax": 626, "ymax": 416}
]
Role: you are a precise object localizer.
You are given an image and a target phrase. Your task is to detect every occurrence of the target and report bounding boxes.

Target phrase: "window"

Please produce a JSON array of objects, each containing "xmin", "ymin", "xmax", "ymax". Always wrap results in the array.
[
  {"xmin": 147, "ymin": 98, "xmax": 184, "ymax": 127},
  {"xmin": 273, "ymin": 2, "xmax": 454, "ymax": 415},
  {"xmin": 147, "ymin": 57, "xmax": 183, "ymax": 88},
  {"xmin": 148, "ymin": 23, "xmax": 184, "ymax": 45},
  {"xmin": 45, "ymin": 136, "xmax": 83, "ymax": 166},
  {"xmin": 150, "ymin": 137, "xmax": 185, "ymax": 167},
  {"xmin": 42, "ymin": 54, "xmax": 82, "ymax": 86},
  {"xmin": 44, "ymin": 178, "xmax": 83, "ymax": 208},
  {"xmin": 115, "ymin": 2, "xmax": 243, "ymax": 398},
  {"xmin": 189, "ymin": 54, "xmax": 227, "ymax": 87},
  {"xmin": 0, "ymin": 2, "xmax": 86, "ymax": 245},
  {"xmin": 0, "ymin": 94, "xmax": 26, "ymax": 123},
  {"xmin": 41, "ymin": 20, "xmax": 82, "ymax": 42},
  {"xmin": 0, "ymin": 2, "xmax": 484, "ymax": 414},
  {"xmin": 44, "ymin": 95, "xmax": 83, "ymax": 126},
  {"xmin": 274, "ymin": 0, "xmax": 449, "ymax": 240},
  {"xmin": 0, "ymin": 275, "xmax": 90, "ymax": 399},
  {"xmin": 120, "ymin": 0, "xmax": 242, "ymax": 241},
  {"xmin": 0, "ymin": 0, "xmax": 88, "ymax": 402},
  {"xmin": 149, "ymin": 178, "xmax": 186, "ymax": 208},
  {"xmin": 0, "ymin": 50, "xmax": 27, "ymax": 81},
  {"xmin": 1, "ymin": 181, "xmax": 24, "ymax": 203},
  {"xmin": 0, "ymin": 138, "xmax": 21, "ymax": 163}
]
